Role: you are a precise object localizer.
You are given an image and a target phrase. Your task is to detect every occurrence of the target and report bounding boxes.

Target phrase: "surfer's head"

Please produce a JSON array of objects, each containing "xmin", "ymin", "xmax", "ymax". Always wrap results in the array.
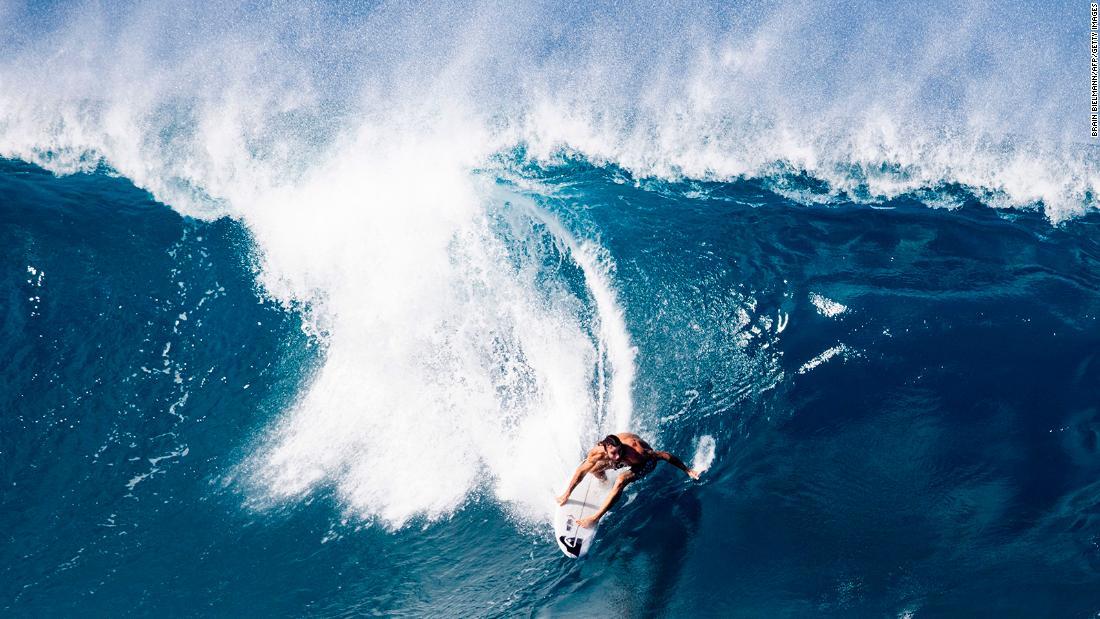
[{"xmin": 599, "ymin": 434, "xmax": 623, "ymax": 462}]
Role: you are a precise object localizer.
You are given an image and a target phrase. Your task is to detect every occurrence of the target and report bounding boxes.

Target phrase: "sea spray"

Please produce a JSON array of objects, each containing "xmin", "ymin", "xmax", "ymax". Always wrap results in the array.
[
  {"xmin": 693, "ymin": 435, "xmax": 716, "ymax": 473},
  {"xmin": 0, "ymin": 1, "xmax": 1092, "ymax": 223},
  {"xmin": 235, "ymin": 142, "xmax": 637, "ymax": 526}
]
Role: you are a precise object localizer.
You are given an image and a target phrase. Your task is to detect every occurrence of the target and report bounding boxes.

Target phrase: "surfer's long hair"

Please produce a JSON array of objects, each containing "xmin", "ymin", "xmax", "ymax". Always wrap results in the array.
[{"xmin": 599, "ymin": 435, "xmax": 622, "ymax": 448}]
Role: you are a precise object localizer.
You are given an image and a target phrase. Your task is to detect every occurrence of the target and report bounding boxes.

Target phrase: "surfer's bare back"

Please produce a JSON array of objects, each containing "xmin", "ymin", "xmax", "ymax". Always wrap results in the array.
[{"xmin": 556, "ymin": 433, "xmax": 700, "ymax": 528}]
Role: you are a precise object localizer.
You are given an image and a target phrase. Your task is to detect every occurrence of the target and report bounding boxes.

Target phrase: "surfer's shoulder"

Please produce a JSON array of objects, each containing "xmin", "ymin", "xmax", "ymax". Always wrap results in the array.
[
  {"xmin": 585, "ymin": 445, "xmax": 606, "ymax": 460},
  {"xmin": 618, "ymin": 432, "xmax": 651, "ymax": 451}
]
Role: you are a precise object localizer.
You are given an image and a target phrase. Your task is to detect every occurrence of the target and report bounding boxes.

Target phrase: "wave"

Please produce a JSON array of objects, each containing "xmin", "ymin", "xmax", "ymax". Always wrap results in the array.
[{"xmin": 0, "ymin": 0, "xmax": 1093, "ymax": 525}]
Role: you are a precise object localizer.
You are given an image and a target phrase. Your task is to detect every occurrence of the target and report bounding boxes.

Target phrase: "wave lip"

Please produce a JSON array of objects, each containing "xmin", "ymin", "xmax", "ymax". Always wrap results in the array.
[{"xmin": 0, "ymin": 1, "xmax": 1094, "ymax": 222}]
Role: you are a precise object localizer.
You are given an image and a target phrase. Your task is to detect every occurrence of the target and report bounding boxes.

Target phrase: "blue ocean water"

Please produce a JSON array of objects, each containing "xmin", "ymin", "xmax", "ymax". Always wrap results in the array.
[
  {"xmin": 2, "ymin": 1, "xmax": 1099, "ymax": 616},
  {"xmin": 4, "ymin": 155, "xmax": 1100, "ymax": 616}
]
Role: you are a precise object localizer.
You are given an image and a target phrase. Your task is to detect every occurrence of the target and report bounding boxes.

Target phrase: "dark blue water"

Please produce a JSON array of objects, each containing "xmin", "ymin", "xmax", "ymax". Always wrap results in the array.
[{"xmin": 4, "ymin": 155, "xmax": 1100, "ymax": 616}]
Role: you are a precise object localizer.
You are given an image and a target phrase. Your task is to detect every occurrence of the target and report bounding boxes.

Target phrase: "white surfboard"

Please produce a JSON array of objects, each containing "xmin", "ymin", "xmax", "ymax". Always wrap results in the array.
[{"xmin": 553, "ymin": 468, "xmax": 622, "ymax": 558}]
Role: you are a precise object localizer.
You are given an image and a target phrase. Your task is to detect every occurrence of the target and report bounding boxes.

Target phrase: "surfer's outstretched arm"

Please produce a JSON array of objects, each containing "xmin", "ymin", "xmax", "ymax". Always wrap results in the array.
[
  {"xmin": 576, "ymin": 470, "xmax": 636, "ymax": 528},
  {"xmin": 556, "ymin": 456, "xmax": 596, "ymax": 506},
  {"xmin": 654, "ymin": 450, "xmax": 700, "ymax": 479}
]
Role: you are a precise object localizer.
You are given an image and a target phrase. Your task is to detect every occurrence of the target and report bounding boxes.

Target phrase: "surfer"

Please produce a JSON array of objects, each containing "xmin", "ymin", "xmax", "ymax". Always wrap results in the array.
[{"xmin": 556, "ymin": 433, "xmax": 700, "ymax": 528}]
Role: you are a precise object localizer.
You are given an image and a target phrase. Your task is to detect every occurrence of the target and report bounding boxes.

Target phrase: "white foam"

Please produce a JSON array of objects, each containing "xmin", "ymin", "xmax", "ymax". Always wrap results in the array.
[
  {"xmin": 797, "ymin": 344, "xmax": 853, "ymax": 375},
  {"xmin": 810, "ymin": 293, "xmax": 848, "ymax": 318},
  {"xmin": 236, "ymin": 134, "xmax": 636, "ymax": 527},
  {"xmin": 0, "ymin": 1, "xmax": 1093, "ymax": 222},
  {"xmin": 692, "ymin": 435, "xmax": 716, "ymax": 473},
  {"xmin": 518, "ymin": 201, "xmax": 637, "ymax": 432}
]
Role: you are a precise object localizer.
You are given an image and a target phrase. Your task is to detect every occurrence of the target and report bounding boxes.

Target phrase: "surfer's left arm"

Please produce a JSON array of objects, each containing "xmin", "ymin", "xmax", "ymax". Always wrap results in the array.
[{"xmin": 654, "ymin": 450, "xmax": 700, "ymax": 480}]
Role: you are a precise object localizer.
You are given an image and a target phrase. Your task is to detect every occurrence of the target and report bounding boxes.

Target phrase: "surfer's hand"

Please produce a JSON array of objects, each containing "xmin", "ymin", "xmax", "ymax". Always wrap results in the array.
[
  {"xmin": 556, "ymin": 493, "xmax": 569, "ymax": 506},
  {"xmin": 577, "ymin": 515, "xmax": 599, "ymax": 529},
  {"xmin": 688, "ymin": 469, "xmax": 701, "ymax": 480}
]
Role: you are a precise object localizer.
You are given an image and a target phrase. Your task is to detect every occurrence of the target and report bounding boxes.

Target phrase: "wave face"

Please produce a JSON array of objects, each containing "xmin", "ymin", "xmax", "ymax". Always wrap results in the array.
[{"xmin": 3, "ymin": 1, "xmax": 1100, "ymax": 616}]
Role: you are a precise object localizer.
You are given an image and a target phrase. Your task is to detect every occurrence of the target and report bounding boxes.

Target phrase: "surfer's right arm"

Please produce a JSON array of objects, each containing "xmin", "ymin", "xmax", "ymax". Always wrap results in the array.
[{"xmin": 556, "ymin": 449, "xmax": 603, "ymax": 506}]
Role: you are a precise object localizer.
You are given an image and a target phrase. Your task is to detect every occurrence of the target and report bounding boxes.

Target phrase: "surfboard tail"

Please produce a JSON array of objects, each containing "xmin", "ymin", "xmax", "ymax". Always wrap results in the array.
[{"xmin": 558, "ymin": 535, "xmax": 583, "ymax": 557}]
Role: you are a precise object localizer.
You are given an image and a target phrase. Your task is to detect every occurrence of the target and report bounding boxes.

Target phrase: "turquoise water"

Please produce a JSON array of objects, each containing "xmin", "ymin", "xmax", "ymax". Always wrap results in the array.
[{"xmin": 2, "ymin": 1, "xmax": 1099, "ymax": 616}]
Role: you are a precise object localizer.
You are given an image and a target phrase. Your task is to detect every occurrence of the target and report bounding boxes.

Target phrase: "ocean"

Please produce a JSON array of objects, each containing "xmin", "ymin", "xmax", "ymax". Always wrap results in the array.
[{"xmin": 2, "ymin": 1, "xmax": 1098, "ymax": 616}]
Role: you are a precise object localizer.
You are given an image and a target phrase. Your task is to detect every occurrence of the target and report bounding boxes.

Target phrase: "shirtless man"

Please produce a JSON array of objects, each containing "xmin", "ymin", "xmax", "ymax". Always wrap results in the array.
[{"xmin": 556, "ymin": 433, "xmax": 700, "ymax": 528}]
